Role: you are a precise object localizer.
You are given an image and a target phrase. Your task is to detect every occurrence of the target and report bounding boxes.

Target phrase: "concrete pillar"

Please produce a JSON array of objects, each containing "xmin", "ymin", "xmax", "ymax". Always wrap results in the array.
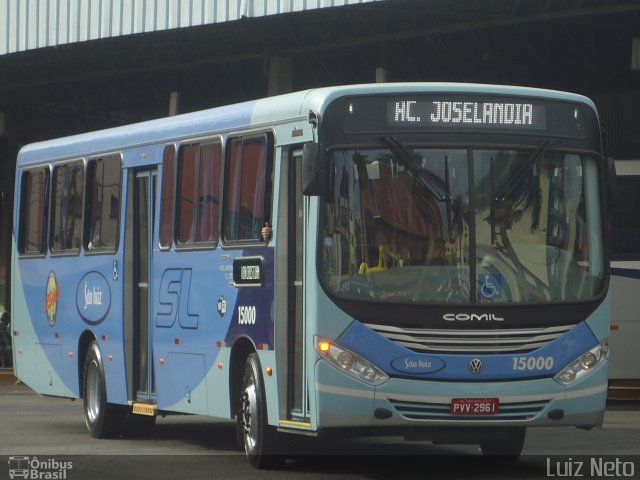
[
  {"xmin": 376, "ymin": 67, "xmax": 389, "ymax": 83},
  {"xmin": 0, "ymin": 111, "xmax": 11, "ymax": 316},
  {"xmin": 268, "ymin": 55, "xmax": 293, "ymax": 96},
  {"xmin": 168, "ymin": 91, "xmax": 180, "ymax": 116}
]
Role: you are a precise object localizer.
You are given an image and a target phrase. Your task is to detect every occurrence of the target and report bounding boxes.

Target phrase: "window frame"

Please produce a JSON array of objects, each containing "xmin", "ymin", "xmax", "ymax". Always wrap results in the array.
[
  {"xmin": 174, "ymin": 139, "xmax": 223, "ymax": 250},
  {"xmin": 84, "ymin": 153, "xmax": 123, "ymax": 255},
  {"xmin": 18, "ymin": 167, "xmax": 50, "ymax": 257},
  {"xmin": 49, "ymin": 160, "xmax": 85, "ymax": 256},
  {"xmin": 221, "ymin": 131, "xmax": 274, "ymax": 247},
  {"xmin": 159, "ymin": 143, "xmax": 177, "ymax": 250}
]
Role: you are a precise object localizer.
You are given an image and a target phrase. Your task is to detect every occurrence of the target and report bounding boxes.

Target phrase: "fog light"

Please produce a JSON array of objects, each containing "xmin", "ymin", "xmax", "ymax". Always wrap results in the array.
[
  {"xmin": 557, "ymin": 368, "xmax": 576, "ymax": 383},
  {"xmin": 361, "ymin": 366, "xmax": 376, "ymax": 382},
  {"xmin": 337, "ymin": 351, "xmax": 355, "ymax": 370},
  {"xmin": 580, "ymin": 352, "xmax": 597, "ymax": 370}
]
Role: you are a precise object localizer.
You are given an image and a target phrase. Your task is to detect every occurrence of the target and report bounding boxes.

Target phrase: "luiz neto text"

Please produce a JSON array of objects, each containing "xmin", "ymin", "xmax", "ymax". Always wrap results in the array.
[{"xmin": 546, "ymin": 457, "xmax": 635, "ymax": 478}]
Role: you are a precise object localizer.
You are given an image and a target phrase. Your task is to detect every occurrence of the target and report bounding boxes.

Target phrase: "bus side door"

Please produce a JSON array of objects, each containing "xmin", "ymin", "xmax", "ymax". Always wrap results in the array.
[
  {"xmin": 124, "ymin": 167, "xmax": 157, "ymax": 402},
  {"xmin": 275, "ymin": 147, "xmax": 308, "ymax": 424}
]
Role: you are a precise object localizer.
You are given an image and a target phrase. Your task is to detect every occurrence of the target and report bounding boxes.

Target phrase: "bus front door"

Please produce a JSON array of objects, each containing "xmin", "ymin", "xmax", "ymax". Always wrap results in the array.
[
  {"xmin": 276, "ymin": 148, "xmax": 309, "ymax": 426},
  {"xmin": 125, "ymin": 168, "xmax": 157, "ymax": 404}
]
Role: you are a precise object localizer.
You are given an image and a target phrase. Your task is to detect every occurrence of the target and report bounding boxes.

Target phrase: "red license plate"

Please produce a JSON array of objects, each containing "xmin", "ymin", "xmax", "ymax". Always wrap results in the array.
[{"xmin": 450, "ymin": 398, "xmax": 499, "ymax": 415}]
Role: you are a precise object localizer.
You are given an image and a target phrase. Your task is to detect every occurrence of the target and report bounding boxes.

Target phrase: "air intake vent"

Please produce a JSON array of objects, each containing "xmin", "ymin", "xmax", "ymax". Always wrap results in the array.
[
  {"xmin": 388, "ymin": 398, "xmax": 550, "ymax": 421},
  {"xmin": 366, "ymin": 323, "xmax": 573, "ymax": 354}
]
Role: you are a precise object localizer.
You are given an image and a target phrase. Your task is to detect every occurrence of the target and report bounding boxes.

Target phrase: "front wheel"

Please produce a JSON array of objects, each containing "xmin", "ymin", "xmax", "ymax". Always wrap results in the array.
[
  {"xmin": 237, "ymin": 353, "xmax": 283, "ymax": 469},
  {"xmin": 82, "ymin": 341, "xmax": 127, "ymax": 438}
]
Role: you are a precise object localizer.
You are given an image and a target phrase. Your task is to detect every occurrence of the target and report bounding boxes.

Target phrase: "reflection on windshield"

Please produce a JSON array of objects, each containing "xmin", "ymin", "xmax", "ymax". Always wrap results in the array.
[{"xmin": 320, "ymin": 146, "xmax": 605, "ymax": 304}]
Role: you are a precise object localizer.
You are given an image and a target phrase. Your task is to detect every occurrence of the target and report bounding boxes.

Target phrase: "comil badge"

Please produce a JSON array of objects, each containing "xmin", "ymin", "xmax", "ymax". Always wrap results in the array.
[{"xmin": 44, "ymin": 272, "xmax": 60, "ymax": 327}]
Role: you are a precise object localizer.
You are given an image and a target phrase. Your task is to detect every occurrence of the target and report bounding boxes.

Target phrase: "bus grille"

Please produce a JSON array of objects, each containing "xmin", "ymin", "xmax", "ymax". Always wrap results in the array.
[
  {"xmin": 365, "ymin": 323, "xmax": 574, "ymax": 354},
  {"xmin": 388, "ymin": 398, "xmax": 550, "ymax": 421}
]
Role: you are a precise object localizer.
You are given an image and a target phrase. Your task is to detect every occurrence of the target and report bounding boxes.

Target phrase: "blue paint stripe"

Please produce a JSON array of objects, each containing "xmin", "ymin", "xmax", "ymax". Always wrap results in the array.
[{"xmin": 337, "ymin": 319, "xmax": 598, "ymax": 381}]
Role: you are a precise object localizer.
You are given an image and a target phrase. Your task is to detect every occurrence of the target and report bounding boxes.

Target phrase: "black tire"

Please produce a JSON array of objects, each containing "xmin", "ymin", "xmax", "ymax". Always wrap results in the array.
[
  {"xmin": 479, "ymin": 427, "xmax": 526, "ymax": 460},
  {"xmin": 237, "ymin": 353, "xmax": 284, "ymax": 469},
  {"xmin": 82, "ymin": 341, "xmax": 127, "ymax": 438}
]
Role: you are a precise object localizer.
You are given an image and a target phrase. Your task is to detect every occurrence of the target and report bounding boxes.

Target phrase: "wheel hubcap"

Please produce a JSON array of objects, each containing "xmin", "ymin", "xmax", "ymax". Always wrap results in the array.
[
  {"xmin": 241, "ymin": 378, "xmax": 258, "ymax": 452},
  {"xmin": 86, "ymin": 360, "xmax": 101, "ymax": 423}
]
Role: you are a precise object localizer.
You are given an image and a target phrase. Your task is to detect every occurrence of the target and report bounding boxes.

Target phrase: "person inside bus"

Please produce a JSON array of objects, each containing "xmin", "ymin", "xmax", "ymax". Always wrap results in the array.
[{"xmin": 261, "ymin": 222, "xmax": 272, "ymax": 242}]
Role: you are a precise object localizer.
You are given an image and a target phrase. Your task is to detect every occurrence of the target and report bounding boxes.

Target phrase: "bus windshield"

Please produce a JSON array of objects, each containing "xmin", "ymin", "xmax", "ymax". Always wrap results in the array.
[{"xmin": 319, "ymin": 144, "xmax": 605, "ymax": 304}]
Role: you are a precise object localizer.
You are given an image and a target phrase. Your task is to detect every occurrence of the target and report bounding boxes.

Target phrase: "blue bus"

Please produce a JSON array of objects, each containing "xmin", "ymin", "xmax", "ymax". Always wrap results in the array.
[{"xmin": 11, "ymin": 83, "xmax": 611, "ymax": 467}]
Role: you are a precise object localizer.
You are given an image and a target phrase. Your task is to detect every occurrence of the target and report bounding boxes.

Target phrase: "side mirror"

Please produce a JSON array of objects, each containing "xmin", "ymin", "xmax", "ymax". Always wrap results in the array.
[{"xmin": 302, "ymin": 143, "xmax": 325, "ymax": 196}]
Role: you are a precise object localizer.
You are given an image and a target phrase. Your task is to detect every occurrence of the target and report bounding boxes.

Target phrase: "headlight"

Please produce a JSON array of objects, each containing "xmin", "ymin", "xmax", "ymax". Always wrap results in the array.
[
  {"xmin": 315, "ymin": 337, "xmax": 389, "ymax": 386},
  {"xmin": 554, "ymin": 342, "xmax": 608, "ymax": 386}
]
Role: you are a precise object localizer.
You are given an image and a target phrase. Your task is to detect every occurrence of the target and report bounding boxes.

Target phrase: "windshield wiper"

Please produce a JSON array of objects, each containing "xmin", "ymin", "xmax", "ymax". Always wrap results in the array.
[
  {"xmin": 496, "ymin": 138, "xmax": 555, "ymax": 202},
  {"xmin": 379, "ymin": 136, "xmax": 449, "ymax": 202},
  {"xmin": 380, "ymin": 136, "xmax": 453, "ymax": 241}
]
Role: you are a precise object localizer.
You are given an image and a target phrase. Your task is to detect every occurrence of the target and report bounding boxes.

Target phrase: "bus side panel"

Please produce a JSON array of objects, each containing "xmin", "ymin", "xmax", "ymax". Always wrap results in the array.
[
  {"xmin": 609, "ymin": 265, "xmax": 640, "ymax": 379},
  {"xmin": 11, "ymin": 252, "xmax": 75, "ymax": 398},
  {"xmin": 81, "ymin": 253, "xmax": 128, "ymax": 406},
  {"xmin": 153, "ymin": 248, "xmax": 275, "ymax": 415},
  {"xmin": 12, "ymin": 253, "xmax": 129, "ymax": 402},
  {"xmin": 153, "ymin": 248, "xmax": 230, "ymax": 414}
]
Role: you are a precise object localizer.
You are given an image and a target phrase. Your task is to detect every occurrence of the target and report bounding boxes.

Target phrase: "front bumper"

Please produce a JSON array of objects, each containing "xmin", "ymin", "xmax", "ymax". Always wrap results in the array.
[{"xmin": 314, "ymin": 357, "xmax": 608, "ymax": 431}]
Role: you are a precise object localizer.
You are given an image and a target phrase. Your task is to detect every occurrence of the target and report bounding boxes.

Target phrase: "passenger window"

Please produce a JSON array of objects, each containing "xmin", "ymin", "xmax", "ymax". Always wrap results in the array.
[
  {"xmin": 223, "ymin": 134, "xmax": 273, "ymax": 243},
  {"xmin": 19, "ymin": 168, "xmax": 49, "ymax": 255},
  {"xmin": 85, "ymin": 155, "xmax": 121, "ymax": 252},
  {"xmin": 611, "ymin": 175, "xmax": 640, "ymax": 259},
  {"xmin": 176, "ymin": 142, "xmax": 221, "ymax": 246},
  {"xmin": 159, "ymin": 145, "xmax": 176, "ymax": 249},
  {"xmin": 50, "ymin": 162, "xmax": 84, "ymax": 254}
]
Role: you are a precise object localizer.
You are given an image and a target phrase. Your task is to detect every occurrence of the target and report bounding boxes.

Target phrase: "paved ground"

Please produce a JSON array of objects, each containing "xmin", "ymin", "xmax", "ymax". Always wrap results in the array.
[{"xmin": 1, "ymin": 374, "xmax": 639, "ymax": 479}]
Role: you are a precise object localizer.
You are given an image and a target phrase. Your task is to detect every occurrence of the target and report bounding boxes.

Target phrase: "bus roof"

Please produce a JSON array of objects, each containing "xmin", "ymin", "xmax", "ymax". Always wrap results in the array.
[{"xmin": 17, "ymin": 82, "xmax": 596, "ymax": 167}]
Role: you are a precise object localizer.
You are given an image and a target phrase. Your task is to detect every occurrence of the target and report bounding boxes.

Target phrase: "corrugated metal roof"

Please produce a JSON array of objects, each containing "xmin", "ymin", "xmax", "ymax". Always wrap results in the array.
[{"xmin": 1, "ymin": 0, "xmax": 380, "ymax": 55}]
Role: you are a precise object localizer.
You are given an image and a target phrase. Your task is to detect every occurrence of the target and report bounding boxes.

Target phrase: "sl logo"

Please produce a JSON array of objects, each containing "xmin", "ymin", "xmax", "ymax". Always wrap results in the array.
[{"xmin": 156, "ymin": 269, "xmax": 199, "ymax": 329}]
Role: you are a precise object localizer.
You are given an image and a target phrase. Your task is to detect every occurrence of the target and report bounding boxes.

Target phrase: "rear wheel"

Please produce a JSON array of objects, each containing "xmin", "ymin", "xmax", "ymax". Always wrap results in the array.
[
  {"xmin": 82, "ymin": 341, "xmax": 127, "ymax": 438},
  {"xmin": 479, "ymin": 427, "xmax": 526, "ymax": 459},
  {"xmin": 237, "ymin": 353, "xmax": 284, "ymax": 469}
]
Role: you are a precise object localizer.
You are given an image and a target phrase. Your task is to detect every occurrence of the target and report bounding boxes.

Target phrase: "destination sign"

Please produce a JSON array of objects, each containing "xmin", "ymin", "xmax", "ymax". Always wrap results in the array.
[
  {"xmin": 387, "ymin": 98, "xmax": 545, "ymax": 129},
  {"xmin": 241, "ymin": 265, "xmax": 261, "ymax": 281},
  {"xmin": 337, "ymin": 94, "xmax": 591, "ymax": 140},
  {"xmin": 233, "ymin": 256, "xmax": 264, "ymax": 286}
]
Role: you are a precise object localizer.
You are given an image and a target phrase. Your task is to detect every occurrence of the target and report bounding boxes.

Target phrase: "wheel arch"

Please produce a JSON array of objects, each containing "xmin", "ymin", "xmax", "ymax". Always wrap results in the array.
[
  {"xmin": 77, "ymin": 330, "xmax": 97, "ymax": 399},
  {"xmin": 229, "ymin": 336, "xmax": 256, "ymax": 418}
]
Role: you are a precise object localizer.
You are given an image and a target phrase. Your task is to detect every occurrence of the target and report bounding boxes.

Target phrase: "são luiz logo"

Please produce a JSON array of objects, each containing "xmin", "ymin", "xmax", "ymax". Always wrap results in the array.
[{"xmin": 44, "ymin": 272, "xmax": 60, "ymax": 327}]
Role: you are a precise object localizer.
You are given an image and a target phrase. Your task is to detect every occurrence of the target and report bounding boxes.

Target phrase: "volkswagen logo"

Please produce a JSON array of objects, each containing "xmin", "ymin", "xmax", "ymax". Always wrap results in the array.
[{"xmin": 469, "ymin": 358, "xmax": 483, "ymax": 374}]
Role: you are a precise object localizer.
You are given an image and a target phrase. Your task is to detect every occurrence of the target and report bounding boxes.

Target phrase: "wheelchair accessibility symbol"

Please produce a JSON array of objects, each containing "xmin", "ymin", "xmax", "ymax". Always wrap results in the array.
[{"xmin": 479, "ymin": 274, "xmax": 503, "ymax": 300}]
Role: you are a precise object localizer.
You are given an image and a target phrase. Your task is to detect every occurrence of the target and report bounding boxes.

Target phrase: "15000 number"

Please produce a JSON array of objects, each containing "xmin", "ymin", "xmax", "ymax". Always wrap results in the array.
[
  {"xmin": 238, "ymin": 305, "xmax": 257, "ymax": 325},
  {"xmin": 512, "ymin": 356, "xmax": 554, "ymax": 371}
]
